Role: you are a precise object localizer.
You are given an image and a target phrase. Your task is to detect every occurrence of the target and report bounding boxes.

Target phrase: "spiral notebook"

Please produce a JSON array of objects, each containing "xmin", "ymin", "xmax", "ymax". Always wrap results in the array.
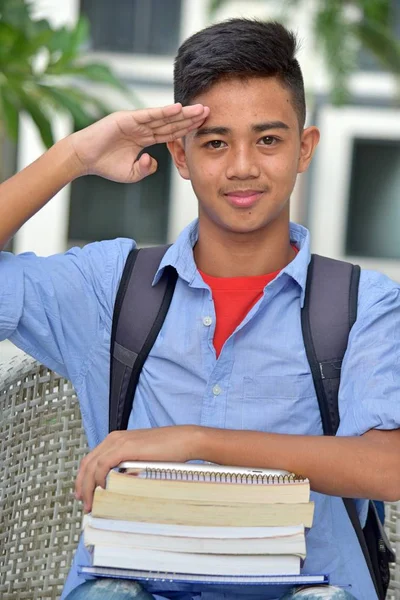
[
  {"xmin": 117, "ymin": 460, "xmax": 305, "ymax": 484},
  {"xmin": 92, "ymin": 461, "xmax": 314, "ymax": 527}
]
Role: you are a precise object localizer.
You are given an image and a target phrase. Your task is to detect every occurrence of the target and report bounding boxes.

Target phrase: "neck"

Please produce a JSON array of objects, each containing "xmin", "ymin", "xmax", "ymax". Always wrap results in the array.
[{"xmin": 194, "ymin": 219, "xmax": 295, "ymax": 278}]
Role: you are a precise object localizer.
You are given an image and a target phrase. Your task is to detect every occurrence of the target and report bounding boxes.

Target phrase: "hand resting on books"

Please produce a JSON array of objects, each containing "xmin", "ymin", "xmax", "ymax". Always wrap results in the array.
[
  {"xmin": 75, "ymin": 424, "xmax": 400, "ymax": 514},
  {"xmin": 75, "ymin": 425, "xmax": 201, "ymax": 512}
]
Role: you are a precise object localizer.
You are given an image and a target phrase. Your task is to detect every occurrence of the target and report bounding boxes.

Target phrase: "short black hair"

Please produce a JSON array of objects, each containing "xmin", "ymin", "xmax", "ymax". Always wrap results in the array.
[{"xmin": 174, "ymin": 19, "xmax": 306, "ymax": 129}]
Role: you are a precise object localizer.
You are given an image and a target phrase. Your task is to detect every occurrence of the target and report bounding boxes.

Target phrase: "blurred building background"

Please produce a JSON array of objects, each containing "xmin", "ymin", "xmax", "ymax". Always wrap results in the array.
[{"xmin": 2, "ymin": 0, "xmax": 400, "ymax": 362}]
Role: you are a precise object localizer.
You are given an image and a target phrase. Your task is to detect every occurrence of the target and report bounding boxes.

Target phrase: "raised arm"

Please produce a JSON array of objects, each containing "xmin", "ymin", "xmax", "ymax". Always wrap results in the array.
[{"xmin": 0, "ymin": 103, "xmax": 209, "ymax": 249}]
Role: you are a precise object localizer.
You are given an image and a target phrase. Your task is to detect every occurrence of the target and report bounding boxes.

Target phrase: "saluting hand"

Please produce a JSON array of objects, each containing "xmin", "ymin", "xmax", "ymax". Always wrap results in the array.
[{"xmin": 68, "ymin": 103, "xmax": 209, "ymax": 184}]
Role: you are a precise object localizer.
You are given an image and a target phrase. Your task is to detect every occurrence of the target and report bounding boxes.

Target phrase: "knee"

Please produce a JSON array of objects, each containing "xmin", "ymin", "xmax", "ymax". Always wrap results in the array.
[
  {"xmin": 281, "ymin": 585, "xmax": 356, "ymax": 599},
  {"xmin": 65, "ymin": 579, "xmax": 154, "ymax": 599}
]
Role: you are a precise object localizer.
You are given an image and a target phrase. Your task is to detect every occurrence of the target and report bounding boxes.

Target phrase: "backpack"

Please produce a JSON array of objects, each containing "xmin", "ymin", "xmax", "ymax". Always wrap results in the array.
[{"xmin": 109, "ymin": 245, "xmax": 395, "ymax": 599}]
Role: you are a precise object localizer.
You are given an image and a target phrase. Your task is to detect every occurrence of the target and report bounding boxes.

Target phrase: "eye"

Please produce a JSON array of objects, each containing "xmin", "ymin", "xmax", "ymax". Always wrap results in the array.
[
  {"xmin": 205, "ymin": 140, "xmax": 226, "ymax": 149},
  {"xmin": 259, "ymin": 136, "xmax": 278, "ymax": 146}
]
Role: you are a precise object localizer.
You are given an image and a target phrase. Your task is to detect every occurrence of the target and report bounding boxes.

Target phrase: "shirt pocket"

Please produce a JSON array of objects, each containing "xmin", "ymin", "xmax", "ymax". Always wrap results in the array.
[{"xmin": 241, "ymin": 374, "xmax": 320, "ymax": 433}]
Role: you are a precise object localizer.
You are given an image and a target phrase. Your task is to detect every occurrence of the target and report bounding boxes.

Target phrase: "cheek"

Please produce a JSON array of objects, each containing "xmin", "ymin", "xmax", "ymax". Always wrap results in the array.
[
  {"xmin": 188, "ymin": 162, "xmax": 219, "ymax": 187},
  {"xmin": 267, "ymin": 155, "xmax": 299, "ymax": 181}
]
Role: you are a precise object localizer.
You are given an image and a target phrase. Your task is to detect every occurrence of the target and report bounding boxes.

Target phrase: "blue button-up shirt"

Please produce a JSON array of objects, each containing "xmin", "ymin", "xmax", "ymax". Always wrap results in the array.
[{"xmin": 1, "ymin": 221, "xmax": 400, "ymax": 600}]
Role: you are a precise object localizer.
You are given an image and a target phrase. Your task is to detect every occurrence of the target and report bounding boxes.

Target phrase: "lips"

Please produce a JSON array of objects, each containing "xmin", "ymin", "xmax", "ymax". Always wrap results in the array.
[{"xmin": 224, "ymin": 190, "xmax": 264, "ymax": 208}]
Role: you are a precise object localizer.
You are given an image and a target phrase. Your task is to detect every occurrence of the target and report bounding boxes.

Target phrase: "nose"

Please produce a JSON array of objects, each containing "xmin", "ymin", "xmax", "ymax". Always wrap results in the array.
[{"xmin": 225, "ymin": 145, "xmax": 260, "ymax": 180}]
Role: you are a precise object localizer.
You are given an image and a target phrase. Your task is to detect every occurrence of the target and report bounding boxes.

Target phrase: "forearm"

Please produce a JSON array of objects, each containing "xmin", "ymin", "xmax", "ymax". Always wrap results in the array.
[
  {"xmin": 0, "ymin": 136, "xmax": 83, "ymax": 250},
  {"xmin": 195, "ymin": 427, "xmax": 400, "ymax": 501}
]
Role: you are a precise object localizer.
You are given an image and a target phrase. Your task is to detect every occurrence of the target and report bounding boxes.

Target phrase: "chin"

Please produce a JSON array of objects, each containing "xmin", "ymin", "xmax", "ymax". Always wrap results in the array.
[{"xmin": 222, "ymin": 220, "xmax": 270, "ymax": 235}]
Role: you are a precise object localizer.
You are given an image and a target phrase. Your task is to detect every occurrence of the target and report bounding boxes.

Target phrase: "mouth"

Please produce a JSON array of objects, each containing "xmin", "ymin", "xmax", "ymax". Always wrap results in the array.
[{"xmin": 223, "ymin": 189, "xmax": 265, "ymax": 209}]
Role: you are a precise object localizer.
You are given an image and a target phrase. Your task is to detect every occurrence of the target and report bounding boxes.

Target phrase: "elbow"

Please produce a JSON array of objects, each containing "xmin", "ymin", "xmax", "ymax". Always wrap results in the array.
[
  {"xmin": 383, "ymin": 454, "xmax": 400, "ymax": 502},
  {"xmin": 382, "ymin": 486, "xmax": 400, "ymax": 503},
  {"xmin": 378, "ymin": 474, "xmax": 400, "ymax": 503}
]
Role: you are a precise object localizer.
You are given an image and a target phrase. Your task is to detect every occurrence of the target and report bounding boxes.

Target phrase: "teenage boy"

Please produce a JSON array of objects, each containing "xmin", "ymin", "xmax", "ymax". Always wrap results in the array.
[{"xmin": 0, "ymin": 18, "xmax": 399, "ymax": 600}]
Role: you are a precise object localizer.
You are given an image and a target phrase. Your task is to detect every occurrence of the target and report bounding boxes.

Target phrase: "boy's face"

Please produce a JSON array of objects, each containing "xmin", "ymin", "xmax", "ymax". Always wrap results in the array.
[{"xmin": 168, "ymin": 76, "xmax": 319, "ymax": 238}]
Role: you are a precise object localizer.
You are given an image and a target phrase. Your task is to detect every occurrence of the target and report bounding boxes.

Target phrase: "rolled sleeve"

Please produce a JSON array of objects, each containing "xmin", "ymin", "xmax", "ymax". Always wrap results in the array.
[
  {"xmin": 0, "ymin": 252, "xmax": 25, "ymax": 339},
  {"xmin": 337, "ymin": 269, "xmax": 400, "ymax": 437},
  {"xmin": 0, "ymin": 238, "xmax": 134, "ymax": 380}
]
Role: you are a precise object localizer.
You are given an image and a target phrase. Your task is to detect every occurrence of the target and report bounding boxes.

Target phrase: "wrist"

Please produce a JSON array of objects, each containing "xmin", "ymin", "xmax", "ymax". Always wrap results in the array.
[
  {"xmin": 55, "ymin": 134, "xmax": 91, "ymax": 180},
  {"xmin": 49, "ymin": 132, "xmax": 95, "ymax": 185},
  {"xmin": 187, "ymin": 425, "xmax": 211, "ymax": 461}
]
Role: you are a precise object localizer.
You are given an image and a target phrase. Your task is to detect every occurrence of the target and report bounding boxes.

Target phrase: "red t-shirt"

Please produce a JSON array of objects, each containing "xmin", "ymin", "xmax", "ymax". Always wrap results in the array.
[{"xmin": 200, "ymin": 246, "xmax": 298, "ymax": 357}]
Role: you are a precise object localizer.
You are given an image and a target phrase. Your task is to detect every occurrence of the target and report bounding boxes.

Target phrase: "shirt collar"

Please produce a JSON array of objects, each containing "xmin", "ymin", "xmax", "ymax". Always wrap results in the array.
[
  {"xmin": 154, "ymin": 219, "xmax": 311, "ymax": 307},
  {"xmin": 285, "ymin": 222, "xmax": 311, "ymax": 307}
]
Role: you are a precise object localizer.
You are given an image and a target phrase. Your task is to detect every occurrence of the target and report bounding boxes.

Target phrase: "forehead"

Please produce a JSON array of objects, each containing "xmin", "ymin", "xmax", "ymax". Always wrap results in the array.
[{"xmin": 190, "ymin": 76, "xmax": 298, "ymax": 129}]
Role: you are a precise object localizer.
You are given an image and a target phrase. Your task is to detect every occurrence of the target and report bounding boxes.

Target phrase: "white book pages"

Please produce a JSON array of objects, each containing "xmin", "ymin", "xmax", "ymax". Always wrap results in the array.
[
  {"xmin": 84, "ymin": 524, "xmax": 306, "ymax": 557},
  {"xmin": 84, "ymin": 514, "xmax": 305, "ymax": 539},
  {"xmin": 92, "ymin": 545, "xmax": 301, "ymax": 576}
]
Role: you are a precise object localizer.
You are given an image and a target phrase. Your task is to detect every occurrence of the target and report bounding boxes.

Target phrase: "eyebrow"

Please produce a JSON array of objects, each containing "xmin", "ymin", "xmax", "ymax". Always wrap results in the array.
[{"xmin": 193, "ymin": 121, "xmax": 290, "ymax": 138}]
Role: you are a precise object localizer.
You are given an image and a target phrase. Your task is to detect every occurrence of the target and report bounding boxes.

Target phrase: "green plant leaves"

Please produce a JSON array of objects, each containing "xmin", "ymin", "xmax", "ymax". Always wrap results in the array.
[
  {"xmin": 0, "ymin": 2, "xmax": 132, "ymax": 148},
  {"xmin": 209, "ymin": 0, "xmax": 228, "ymax": 15},
  {"xmin": 61, "ymin": 63, "xmax": 127, "ymax": 90},
  {"xmin": 355, "ymin": 16, "xmax": 400, "ymax": 74},
  {"xmin": 0, "ymin": 0, "xmax": 33, "ymax": 31},
  {"xmin": 314, "ymin": 1, "xmax": 356, "ymax": 104},
  {"xmin": 38, "ymin": 85, "xmax": 109, "ymax": 129},
  {"xmin": 0, "ymin": 86, "xmax": 19, "ymax": 140},
  {"xmin": 17, "ymin": 87, "xmax": 54, "ymax": 147},
  {"xmin": 207, "ymin": 0, "xmax": 400, "ymax": 105}
]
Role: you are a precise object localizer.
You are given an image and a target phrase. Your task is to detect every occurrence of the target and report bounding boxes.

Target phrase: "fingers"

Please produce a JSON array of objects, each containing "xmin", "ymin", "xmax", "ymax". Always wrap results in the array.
[
  {"xmin": 75, "ymin": 433, "xmax": 126, "ymax": 512},
  {"xmin": 131, "ymin": 153, "xmax": 158, "ymax": 182},
  {"xmin": 135, "ymin": 102, "xmax": 207, "ymax": 126},
  {"xmin": 152, "ymin": 114, "xmax": 208, "ymax": 142},
  {"xmin": 80, "ymin": 454, "xmax": 113, "ymax": 513},
  {"xmin": 75, "ymin": 452, "xmax": 98, "ymax": 513},
  {"xmin": 135, "ymin": 103, "xmax": 210, "ymax": 143},
  {"xmin": 74, "ymin": 426, "xmax": 193, "ymax": 512},
  {"xmin": 142, "ymin": 106, "xmax": 209, "ymax": 130}
]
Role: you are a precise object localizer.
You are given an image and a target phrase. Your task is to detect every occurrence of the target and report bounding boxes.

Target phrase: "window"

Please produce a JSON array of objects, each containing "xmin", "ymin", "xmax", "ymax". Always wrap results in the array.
[
  {"xmin": 307, "ymin": 105, "xmax": 400, "ymax": 281},
  {"xmin": 80, "ymin": 0, "xmax": 182, "ymax": 55},
  {"xmin": 345, "ymin": 138, "xmax": 400, "ymax": 260},
  {"xmin": 68, "ymin": 144, "xmax": 172, "ymax": 246}
]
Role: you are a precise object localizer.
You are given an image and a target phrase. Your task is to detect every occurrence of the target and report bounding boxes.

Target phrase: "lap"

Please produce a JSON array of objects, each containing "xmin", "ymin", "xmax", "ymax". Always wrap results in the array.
[
  {"xmin": 281, "ymin": 586, "xmax": 356, "ymax": 599},
  {"xmin": 65, "ymin": 580, "xmax": 356, "ymax": 600},
  {"xmin": 64, "ymin": 579, "xmax": 155, "ymax": 599}
]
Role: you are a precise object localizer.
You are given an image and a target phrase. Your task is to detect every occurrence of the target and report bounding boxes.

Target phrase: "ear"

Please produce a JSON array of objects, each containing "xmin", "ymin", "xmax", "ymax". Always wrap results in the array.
[
  {"xmin": 167, "ymin": 138, "xmax": 190, "ymax": 180},
  {"xmin": 297, "ymin": 126, "xmax": 320, "ymax": 173}
]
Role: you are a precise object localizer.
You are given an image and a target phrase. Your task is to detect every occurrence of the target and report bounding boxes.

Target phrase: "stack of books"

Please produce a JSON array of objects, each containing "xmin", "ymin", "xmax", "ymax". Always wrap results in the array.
[{"xmin": 80, "ymin": 461, "xmax": 326, "ymax": 593}]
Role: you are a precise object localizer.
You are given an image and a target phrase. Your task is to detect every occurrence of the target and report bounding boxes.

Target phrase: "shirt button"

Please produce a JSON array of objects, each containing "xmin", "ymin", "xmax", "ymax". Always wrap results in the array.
[
  {"xmin": 203, "ymin": 316, "xmax": 213, "ymax": 327},
  {"xmin": 213, "ymin": 384, "xmax": 222, "ymax": 396}
]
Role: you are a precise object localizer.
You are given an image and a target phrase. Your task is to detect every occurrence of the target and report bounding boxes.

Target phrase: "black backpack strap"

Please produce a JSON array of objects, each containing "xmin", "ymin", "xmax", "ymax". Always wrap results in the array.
[
  {"xmin": 301, "ymin": 254, "xmax": 386, "ymax": 599},
  {"xmin": 109, "ymin": 245, "xmax": 177, "ymax": 432},
  {"xmin": 301, "ymin": 254, "xmax": 360, "ymax": 435}
]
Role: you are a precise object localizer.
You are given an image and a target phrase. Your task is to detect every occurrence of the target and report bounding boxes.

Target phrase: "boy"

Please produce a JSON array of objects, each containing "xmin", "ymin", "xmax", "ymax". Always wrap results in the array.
[{"xmin": 1, "ymin": 19, "xmax": 399, "ymax": 600}]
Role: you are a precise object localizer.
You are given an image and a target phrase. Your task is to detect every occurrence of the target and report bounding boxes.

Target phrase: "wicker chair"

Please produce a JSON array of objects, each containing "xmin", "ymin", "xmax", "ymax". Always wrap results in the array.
[
  {"xmin": 0, "ymin": 354, "xmax": 399, "ymax": 599},
  {"xmin": 0, "ymin": 355, "xmax": 88, "ymax": 599}
]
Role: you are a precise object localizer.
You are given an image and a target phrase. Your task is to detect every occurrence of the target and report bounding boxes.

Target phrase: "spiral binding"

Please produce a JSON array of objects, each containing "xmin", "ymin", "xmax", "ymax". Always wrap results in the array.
[{"xmin": 141, "ymin": 468, "xmax": 305, "ymax": 484}]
